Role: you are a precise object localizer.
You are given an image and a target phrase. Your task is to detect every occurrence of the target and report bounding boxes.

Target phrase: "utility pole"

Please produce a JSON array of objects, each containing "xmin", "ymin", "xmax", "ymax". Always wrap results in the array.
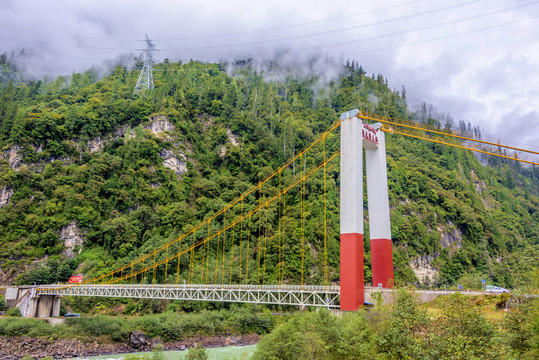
[{"xmin": 133, "ymin": 34, "xmax": 157, "ymax": 96}]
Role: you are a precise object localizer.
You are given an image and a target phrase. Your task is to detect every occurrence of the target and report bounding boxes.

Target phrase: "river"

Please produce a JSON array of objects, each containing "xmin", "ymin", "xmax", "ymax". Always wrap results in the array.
[{"xmin": 78, "ymin": 344, "xmax": 257, "ymax": 359}]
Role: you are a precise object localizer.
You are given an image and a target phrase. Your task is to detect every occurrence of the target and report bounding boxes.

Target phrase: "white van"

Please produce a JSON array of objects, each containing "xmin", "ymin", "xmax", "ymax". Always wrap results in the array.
[{"xmin": 485, "ymin": 285, "xmax": 510, "ymax": 293}]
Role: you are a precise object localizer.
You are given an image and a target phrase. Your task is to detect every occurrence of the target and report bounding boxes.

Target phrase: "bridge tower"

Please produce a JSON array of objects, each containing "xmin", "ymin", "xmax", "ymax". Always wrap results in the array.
[{"xmin": 340, "ymin": 109, "xmax": 393, "ymax": 311}]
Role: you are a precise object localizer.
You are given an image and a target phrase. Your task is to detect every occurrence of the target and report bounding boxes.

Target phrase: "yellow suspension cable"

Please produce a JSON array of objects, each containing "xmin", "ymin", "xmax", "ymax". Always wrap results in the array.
[
  {"xmin": 238, "ymin": 198, "xmax": 244, "ymax": 285},
  {"xmin": 164, "ymin": 246, "xmax": 169, "ymax": 285},
  {"xmin": 152, "ymin": 252, "xmax": 156, "ymax": 285},
  {"xmin": 358, "ymin": 111, "xmax": 539, "ymax": 156},
  {"xmin": 278, "ymin": 170, "xmax": 282, "ymax": 288},
  {"xmin": 384, "ymin": 128, "xmax": 539, "ymax": 166},
  {"xmin": 205, "ymin": 222, "xmax": 211, "ymax": 286},
  {"xmin": 301, "ymin": 153, "xmax": 305, "ymax": 290},
  {"xmin": 60, "ymin": 151, "xmax": 342, "ymax": 291},
  {"xmin": 281, "ymin": 190, "xmax": 287, "ymax": 287},
  {"xmin": 82, "ymin": 120, "xmax": 343, "ymax": 286},
  {"xmin": 221, "ymin": 210, "xmax": 227, "ymax": 287},
  {"xmin": 214, "ymin": 231, "xmax": 221, "ymax": 284},
  {"xmin": 263, "ymin": 202, "xmax": 268, "ymax": 286},
  {"xmin": 189, "ymin": 229, "xmax": 196, "ymax": 284},
  {"xmin": 201, "ymin": 220, "xmax": 210, "ymax": 284},
  {"xmin": 176, "ymin": 236, "xmax": 182, "ymax": 284},
  {"xmin": 229, "ymin": 223, "xmax": 236, "ymax": 284},
  {"xmin": 142, "ymin": 258, "xmax": 145, "ymax": 285},
  {"xmin": 257, "ymin": 202, "xmax": 262, "ymax": 286},
  {"xmin": 323, "ymin": 135, "xmax": 328, "ymax": 289},
  {"xmin": 245, "ymin": 213, "xmax": 252, "ymax": 285}
]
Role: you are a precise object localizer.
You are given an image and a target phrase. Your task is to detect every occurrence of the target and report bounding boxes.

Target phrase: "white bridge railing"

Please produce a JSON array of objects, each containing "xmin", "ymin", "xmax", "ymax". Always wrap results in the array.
[{"xmin": 36, "ymin": 284, "xmax": 341, "ymax": 308}]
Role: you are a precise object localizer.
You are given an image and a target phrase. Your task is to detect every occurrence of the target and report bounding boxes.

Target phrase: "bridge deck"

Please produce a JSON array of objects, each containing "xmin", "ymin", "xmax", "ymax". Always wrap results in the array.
[{"xmin": 36, "ymin": 284, "xmax": 341, "ymax": 308}]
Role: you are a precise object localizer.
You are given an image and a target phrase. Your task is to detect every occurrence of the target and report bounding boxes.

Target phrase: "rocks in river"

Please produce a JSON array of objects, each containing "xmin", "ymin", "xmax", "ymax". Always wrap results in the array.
[{"xmin": 129, "ymin": 330, "xmax": 152, "ymax": 349}]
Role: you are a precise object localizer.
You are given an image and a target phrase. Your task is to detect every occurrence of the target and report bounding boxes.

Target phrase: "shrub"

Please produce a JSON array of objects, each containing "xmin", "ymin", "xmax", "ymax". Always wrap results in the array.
[
  {"xmin": 1, "ymin": 319, "xmax": 27, "ymax": 336},
  {"xmin": 6, "ymin": 307, "xmax": 21, "ymax": 317},
  {"xmin": 66, "ymin": 316, "xmax": 129, "ymax": 341},
  {"xmin": 185, "ymin": 345, "xmax": 208, "ymax": 360},
  {"xmin": 0, "ymin": 296, "xmax": 7, "ymax": 312},
  {"xmin": 228, "ymin": 307, "xmax": 275, "ymax": 334}
]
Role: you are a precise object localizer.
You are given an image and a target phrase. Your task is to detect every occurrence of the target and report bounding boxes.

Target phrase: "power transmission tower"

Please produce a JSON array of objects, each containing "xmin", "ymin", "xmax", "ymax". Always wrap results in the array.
[{"xmin": 133, "ymin": 34, "xmax": 157, "ymax": 96}]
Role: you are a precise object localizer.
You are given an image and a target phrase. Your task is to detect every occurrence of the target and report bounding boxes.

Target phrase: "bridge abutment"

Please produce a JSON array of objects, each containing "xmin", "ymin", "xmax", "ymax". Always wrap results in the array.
[{"xmin": 6, "ymin": 287, "xmax": 61, "ymax": 318}]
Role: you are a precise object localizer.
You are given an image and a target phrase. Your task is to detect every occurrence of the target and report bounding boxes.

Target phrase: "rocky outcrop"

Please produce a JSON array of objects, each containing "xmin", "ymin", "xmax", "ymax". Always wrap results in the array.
[
  {"xmin": 7, "ymin": 145, "xmax": 22, "ymax": 170},
  {"xmin": 201, "ymin": 115, "xmax": 215, "ymax": 131},
  {"xmin": 59, "ymin": 222, "xmax": 84, "ymax": 258},
  {"xmin": 145, "ymin": 115, "xmax": 175, "ymax": 134},
  {"xmin": 218, "ymin": 128, "xmax": 240, "ymax": 158},
  {"xmin": 410, "ymin": 254, "xmax": 439, "ymax": 284},
  {"xmin": 87, "ymin": 137, "xmax": 104, "ymax": 153},
  {"xmin": 227, "ymin": 129, "xmax": 239, "ymax": 146},
  {"xmin": 160, "ymin": 149, "xmax": 187, "ymax": 176},
  {"xmin": 438, "ymin": 222, "xmax": 463, "ymax": 249},
  {"xmin": 0, "ymin": 186, "xmax": 13, "ymax": 208}
]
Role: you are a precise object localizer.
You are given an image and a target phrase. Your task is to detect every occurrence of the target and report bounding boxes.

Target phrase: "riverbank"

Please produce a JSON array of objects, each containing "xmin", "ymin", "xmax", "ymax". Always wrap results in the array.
[{"xmin": 0, "ymin": 333, "xmax": 259, "ymax": 359}]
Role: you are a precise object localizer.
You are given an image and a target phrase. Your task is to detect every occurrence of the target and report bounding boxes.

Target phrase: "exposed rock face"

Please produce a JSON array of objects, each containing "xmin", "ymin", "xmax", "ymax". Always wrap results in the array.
[
  {"xmin": 219, "ymin": 145, "xmax": 227, "ymax": 158},
  {"xmin": 59, "ymin": 222, "xmax": 84, "ymax": 258},
  {"xmin": 146, "ymin": 115, "xmax": 175, "ymax": 134},
  {"xmin": 201, "ymin": 115, "xmax": 215, "ymax": 131},
  {"xmin": 87, "ymin": 137, "xmax": 104, "ymax": 153},
  {"xmin": 0, "ymin": 186, "xmax": 13, "ymax": 208},
  {"xmin": 438, "ymin": 222, "xmax": 463, "ymax": 249},
  {"xmin": 470, "ymin": 169, "xmax": 488, "ymax": 195},
  {"xmin": 227, "ymin": 129, "xmax": 239, "ymax": 146},
  {"xmin": 160, "ymin": 149, "xmax": 187, "ymax": 176},
  {"xmin": 114, "ymin": 124, "xmax": 129, "ymax": 139},
  {"xmin": 410, "ymin": 254, "xmax": 438, "ymax": 284},
  {"xmin": 84, "ymin": 115, "xmax": 173, "ymax": 154},
  {"xmin": 7, "ymin": 145, "xmax": 22, "ymax": 170}
]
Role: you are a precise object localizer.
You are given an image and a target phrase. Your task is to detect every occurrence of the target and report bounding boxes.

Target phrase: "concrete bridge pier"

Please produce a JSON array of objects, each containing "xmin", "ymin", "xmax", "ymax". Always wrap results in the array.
[{"xmin": 5, "ymin": 287, "xmax": 61, "ymax": 318}]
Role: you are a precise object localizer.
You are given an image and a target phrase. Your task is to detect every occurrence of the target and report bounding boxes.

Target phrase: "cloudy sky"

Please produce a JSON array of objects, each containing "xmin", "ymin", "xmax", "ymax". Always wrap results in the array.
[{"xmin": 1, "ymin": 0, "xmax": 539, "ymax": 154}]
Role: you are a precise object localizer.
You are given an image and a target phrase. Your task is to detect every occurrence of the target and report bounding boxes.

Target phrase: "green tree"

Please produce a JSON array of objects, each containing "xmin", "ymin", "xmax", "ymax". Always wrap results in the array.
[
  {"xmin": 373, "ymin": 289, "xmax": 430, "ymax": 359},
  {"xmin": 426, "ymin": 294, "xmax": 503, "ymax": 359}
]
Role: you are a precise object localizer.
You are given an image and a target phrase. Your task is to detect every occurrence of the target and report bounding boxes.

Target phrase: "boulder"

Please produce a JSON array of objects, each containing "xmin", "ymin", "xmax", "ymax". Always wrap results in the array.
[{"xmin": 129, "ymin": 330, "xmax": 151, "ymax": 349}]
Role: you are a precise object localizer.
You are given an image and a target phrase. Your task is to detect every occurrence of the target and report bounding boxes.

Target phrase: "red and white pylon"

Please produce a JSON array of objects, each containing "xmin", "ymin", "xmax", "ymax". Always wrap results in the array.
[{"xmin": 340, "ymin": 109, "xmax": 394, "ymax": 311}]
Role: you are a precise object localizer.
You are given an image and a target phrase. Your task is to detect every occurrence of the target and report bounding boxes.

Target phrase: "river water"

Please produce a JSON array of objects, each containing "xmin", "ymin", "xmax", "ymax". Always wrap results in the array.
[{"xmin": 79, "ymin": 344, "xmax": 256, "ymax": 359}]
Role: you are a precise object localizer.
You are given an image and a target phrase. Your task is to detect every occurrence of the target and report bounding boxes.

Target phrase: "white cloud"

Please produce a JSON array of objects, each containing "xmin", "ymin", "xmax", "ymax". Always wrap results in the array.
[{"xmin": 0, "ymin": 0, "xmax": 538, "ymax": 151}]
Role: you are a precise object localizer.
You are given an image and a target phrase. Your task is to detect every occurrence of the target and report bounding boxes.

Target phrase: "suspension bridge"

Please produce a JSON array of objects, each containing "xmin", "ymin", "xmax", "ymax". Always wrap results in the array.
[{"xmin": 12, "ymin": 109, "xmax": 538, "ymax": 316}]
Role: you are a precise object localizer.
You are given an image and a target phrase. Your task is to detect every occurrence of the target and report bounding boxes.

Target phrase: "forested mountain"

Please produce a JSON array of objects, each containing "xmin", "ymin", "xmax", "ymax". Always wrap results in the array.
[{"xmin": 0, "ymin": 57, "xmax": 537, "ymax": 289}]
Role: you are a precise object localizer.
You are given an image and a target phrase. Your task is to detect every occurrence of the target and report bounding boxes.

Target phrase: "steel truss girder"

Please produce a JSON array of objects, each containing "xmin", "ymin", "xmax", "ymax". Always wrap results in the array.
[{"xmin": 36, "ymin": 284, "xmax": 340, "ymax": 308}]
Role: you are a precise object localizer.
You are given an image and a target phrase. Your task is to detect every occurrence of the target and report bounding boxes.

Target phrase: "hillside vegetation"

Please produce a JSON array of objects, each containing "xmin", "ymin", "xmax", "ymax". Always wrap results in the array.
[{"xmin": 0, "ymin": 57, "xmax": 537, "ymax": 289}]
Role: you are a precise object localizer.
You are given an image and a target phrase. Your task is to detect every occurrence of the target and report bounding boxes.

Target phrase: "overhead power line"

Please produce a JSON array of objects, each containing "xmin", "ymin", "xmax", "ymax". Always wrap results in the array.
[
  {"xmin": 153, "ymin": 0, "xmax": 429, "ymax": 41},
  {"xmin": 159, "ymin": 0, "xmax": 485, "ymax": 51},
  {"xmin": 0, "ymin": 0, "xmax": 427, "ymax": 43},
  {"xmin": 1, "ymin": 1, "xmax": 535, "ymax": 55},
  {"xmin": 302, "ymin": 1, "xmax": 539, "ymax": 51},
  {"xmin": 344, "ymin": 13, "xmax": 539, "ymax": 56}
]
